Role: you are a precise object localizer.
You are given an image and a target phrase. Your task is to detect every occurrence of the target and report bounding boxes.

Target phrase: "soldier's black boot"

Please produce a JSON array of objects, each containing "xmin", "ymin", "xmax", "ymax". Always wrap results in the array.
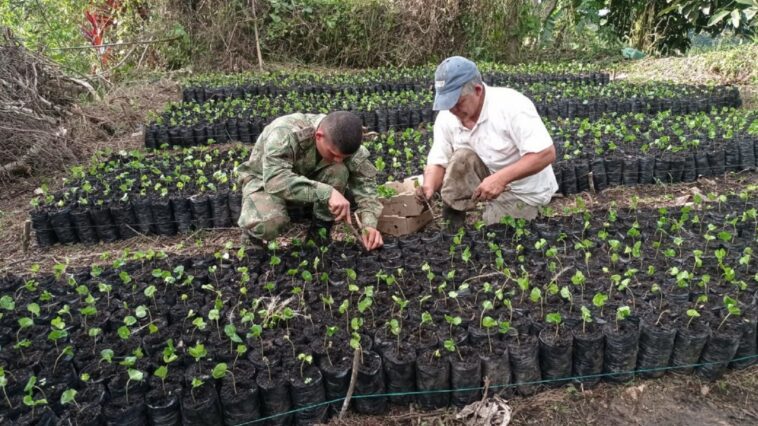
[
  {"xmin": 442, "ymin": 205, "xmax": 466, "ymax": 232},
  {"xmin": 307, "ymin": 219, "xmax": 334, "ymax": 245}
]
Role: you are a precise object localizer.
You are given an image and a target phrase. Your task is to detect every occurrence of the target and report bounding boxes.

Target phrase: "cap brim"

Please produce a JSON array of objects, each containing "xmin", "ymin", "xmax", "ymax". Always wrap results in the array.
[{"xmin": 433, "ymin": 88, "xmax": 462, "ymax": 111}]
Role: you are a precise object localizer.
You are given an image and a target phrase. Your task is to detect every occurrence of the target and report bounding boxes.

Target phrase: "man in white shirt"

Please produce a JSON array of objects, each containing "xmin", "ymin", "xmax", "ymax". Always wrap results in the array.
[{"xmin": 415, "ymin": 56, "xmax": 558, "ymax": 229}]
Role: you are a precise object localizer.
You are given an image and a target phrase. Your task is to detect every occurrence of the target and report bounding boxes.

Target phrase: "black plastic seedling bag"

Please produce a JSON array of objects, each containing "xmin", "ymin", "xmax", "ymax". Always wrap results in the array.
[
  {"xmin": 638, "ymin": 157, "xmax": 655, "ymax": 184},
  {"xmin": 104, "ymin": 395, "xmax": 147, "ymax": 426},
  {"xmin": 574, "ymin": 160, "xmax": 590, "ymax": 193},
  {"xmin": 382, "ymin": 343, "xmax": 416, "ymax": 405},
  {"xmin": 707, "ymin": 149, "xmax": 726, "ymax": 175},
  {"xmin": 622, "ymin": 158, "xmax": 639, "ymax": 186},
  {"xmin": 49, "ymin": 207, "xmax": 79, "ymax": 244},
  {"xmin": 480, "ymin": 346, "xmax": 511, "ymax": 397},
  {"xmin": 170, "ymin": 197, "xmax": 193, "ymax": 233},
  {"xmin": 681, "ymin": 153, "xmax": 697, "ymax": 182},
  {"xmin": 668, "ymin": 157, "xmax": 685, "ymax": 183},
  {"xmin": 354, "ymin": 351, "xmax": 387, "ymax": 415},
  {"xmin": 110, "ymin": 202, "xmax": 138, "ymax": 239},
  {"xmin": 70, "ymin": 208, "xmax": 98, "ymax": 244},
  {"xmin": 181, "ymin": 383, "xmax": 222, "ymax": 426},
  {"xmin": 210, "ymin": 192, "xmax": 232, "ymax": 228},
  {"xmin": 450, "ymin": 351, "xmax": 482, "ymax": 408},
  {"xmin": 539, "ymin": 329, "xmax": 573, "ymax": 386},
  {"xmin": 560, "ymin": 164, "xmax": 578, "ymax": 195},
  {"xmin": 590, "ymin": 159, "xmax": 608, "ymax": 192},
  {"xmin": 91, "ymin": 205, "xmax": 119, "ymax": 242},
  {"xmin": 694, "ymin": 152, "xmax": 710, "ymax": 178},
  {"xmin": 415, "ymin": 352, "xmax": 450, "ymax": 410},
  {"xmin": 30, "ymin": 210, "xmax": 57, "ymax": 247},
  {"xmin": 509, "ymin": 336, "xmax": 542, "ymax": 396},
  {"xmin": 220, "ymin": 378, "xmax": 261, "ymax": 426},
  {"xmin": 604, "ymin": 159, "xmax": 623, "ymax": 187},
  {"xmin": 730, "ymin": 317, "xmax": 757, "ymax": 369},
  {"xmin": 151, "ymin": 197, "xmax": 176, "ymax": 236},
  {"xmin": 697, "ymin": 328, "xmax": 741, "ymax": 380},
  {"xmin": 724, "ymin": 144, "xmax": 741, "ymax": 172},
  {"xmin": 603, "ymin": 322, "xmax": 639, "ymax": 383},
  {"xmin": 256, "ymin": 372, "xmax": 292, "ymax": 425},
  {"xmin": 738, "ymin": 138, "xmax": 756, "ymax": 169},
  {"xmin": 190, "ymin": 195, "xmax": 213, "ymax": 229},
  {"xmin": 319, "ymin": 355, "xmax": 351, "ymax": 415},
  {"xmin": 636, "ymin": 320, "xmax": 677, "ymax": 379},
  {"xmin": 653, "ymin": 157, "xmax": 671, "ymax": 183},
  {"xmin": 572, "ymin": 329, "xmax": 604, "ymax": 386},
  {"xmin": 671, "ymin": 325, "xmax": 709, "ymax": 374},
  {"xmin": 228, "ymin": 192, "xmax": 243, "ymax": 225},
  {"xmin": 146, "ymin": 388, "xmax": 181, "ymax": 426},
  {"xmin": 132, "ymin": 198, "xmax": 155, "ymax": 234},
  {"xmin": 290, "ymin": 366, "xmax": 327, "ymax": 425}
]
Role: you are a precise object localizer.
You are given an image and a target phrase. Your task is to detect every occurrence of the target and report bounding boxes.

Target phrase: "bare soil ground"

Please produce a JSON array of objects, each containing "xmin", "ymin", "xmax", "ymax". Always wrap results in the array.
[{"xmin": 328, "ymin": 366, "xmax": 758, "ymax": 426}]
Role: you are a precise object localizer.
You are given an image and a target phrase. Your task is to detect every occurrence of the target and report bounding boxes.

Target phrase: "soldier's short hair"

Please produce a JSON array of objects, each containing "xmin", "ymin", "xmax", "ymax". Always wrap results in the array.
[{"xmin": 320, "ymin": 111, "xmax": 363, "ymax": 155}]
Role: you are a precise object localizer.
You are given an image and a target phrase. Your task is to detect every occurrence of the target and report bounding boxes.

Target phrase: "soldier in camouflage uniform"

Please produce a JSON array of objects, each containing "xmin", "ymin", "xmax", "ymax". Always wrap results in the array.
[{"xmin": 236, "ymin": 111, "xmax": 385, "ymax": 250}]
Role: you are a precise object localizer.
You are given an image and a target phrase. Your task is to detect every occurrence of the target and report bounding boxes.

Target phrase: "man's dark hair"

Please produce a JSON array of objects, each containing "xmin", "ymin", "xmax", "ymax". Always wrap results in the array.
[{"xmin": 320, "ymin": 111, "xmax": 363, "ymax": 155}]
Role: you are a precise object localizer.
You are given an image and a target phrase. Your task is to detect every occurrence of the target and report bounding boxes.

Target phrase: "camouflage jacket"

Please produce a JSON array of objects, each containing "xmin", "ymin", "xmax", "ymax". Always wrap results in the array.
[{"xmin": 236, "ymin": 113, "xmax": 383, "ymax": 228}]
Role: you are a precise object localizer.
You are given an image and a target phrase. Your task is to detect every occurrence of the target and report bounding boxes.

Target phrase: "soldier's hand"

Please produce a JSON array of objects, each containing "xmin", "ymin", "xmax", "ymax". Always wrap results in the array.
[
  {"xmin": 415, "ymin": 185, "xmax": 434, "ymax": 204},
  {"xmin": 362, "ymin": 227, "xmax": 383, "ymax": 251},
  {"xmin": 328, "ymin": 189, "xmax": 352, "ymax": 223}
]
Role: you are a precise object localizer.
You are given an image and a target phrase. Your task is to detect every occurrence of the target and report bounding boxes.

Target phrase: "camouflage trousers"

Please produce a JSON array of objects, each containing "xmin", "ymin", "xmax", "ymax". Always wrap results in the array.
[
  {"xmin": 441, "ymin": 148, "xmax": 539, "ymax": 224},
  {"xmin": 238, "ymin": 164, "xmax": 349, "ymax": 241}
]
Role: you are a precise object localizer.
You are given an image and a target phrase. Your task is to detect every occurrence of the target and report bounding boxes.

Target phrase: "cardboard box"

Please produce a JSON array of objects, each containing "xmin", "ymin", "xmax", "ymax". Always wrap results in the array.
[
  {"xmin": 377, "ymin": 176, "xmax": 433, "ymax": 236},
  {"xmin": 379, "ymin": 177, "xmax": 426, "ymax": 217},
  {"xmin": 377, "ymin": 209, "xmax": 434, "ymax": 236}
]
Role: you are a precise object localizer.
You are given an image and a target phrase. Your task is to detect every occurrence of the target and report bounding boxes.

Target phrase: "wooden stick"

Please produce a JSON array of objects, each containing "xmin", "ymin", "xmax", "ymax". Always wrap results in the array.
[
  {"xmin": 346, "ymin": 221, "xmax": 368, "ymax": 252},
  {"xmin": 22, "ymin": 220, "xmax": 31, "ymax": 254},
  {"xmin": 339, "ymin": 347, "xmax": 361, "ymax": 420}
]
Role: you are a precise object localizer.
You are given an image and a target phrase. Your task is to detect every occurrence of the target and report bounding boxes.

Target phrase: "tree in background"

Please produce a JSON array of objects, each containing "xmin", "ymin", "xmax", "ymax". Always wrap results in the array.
[{"xmin": 597, "ymin": 0, "xmax": 756, "ymax": 54}]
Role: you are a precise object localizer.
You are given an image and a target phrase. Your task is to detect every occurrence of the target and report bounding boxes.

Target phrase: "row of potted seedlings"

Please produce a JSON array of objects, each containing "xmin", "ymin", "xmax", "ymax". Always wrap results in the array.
[
  {"xmin": 33, "ymin": 108, "xmax": 757, "ymax": 247},
  {"xmin": 145, "ymin": 82, "xmax": 741, "ymax": 148},
  {"xmin": 182, "ymin": 62, "xmax": 610, "ymax": 103},
  {"xmin": 3, "ymin": 190, "xmax": 757, "ymax": 424},
  {"xmin": 29, "ymin": 146, "xmax": 249, "ymax": 248},
  {"xmin": 364, "ymin": 108, "xmax": 758, "ymax": 185}
]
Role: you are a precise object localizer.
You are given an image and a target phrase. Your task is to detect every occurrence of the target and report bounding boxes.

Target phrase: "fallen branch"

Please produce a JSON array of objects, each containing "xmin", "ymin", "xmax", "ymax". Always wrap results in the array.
[{"xmin": 339, "ymin": 347, "xmax": 361, "ymax": 420}]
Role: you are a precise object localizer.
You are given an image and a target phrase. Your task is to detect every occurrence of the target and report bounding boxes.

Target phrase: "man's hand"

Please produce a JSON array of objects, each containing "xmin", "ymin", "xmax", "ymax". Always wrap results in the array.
[
  {"xmin": 361, "ymin": 227, "xmax": 384, "ymax": 251},
  {"xmin": 414, "ymin": 185, "xmax": 434, "ymax": 204},
  {"xmin": 328, "ymin": 189, "xmax": 351, "ymax": 223},
  {"xmin": 472, "ymin": 174, "xmax": 509, "ymax": 201}
]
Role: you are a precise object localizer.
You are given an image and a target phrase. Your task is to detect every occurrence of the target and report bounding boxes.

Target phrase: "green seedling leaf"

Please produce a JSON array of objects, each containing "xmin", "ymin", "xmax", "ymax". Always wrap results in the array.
[
  {"xmin": 154, "ymin": 365, "xmax": 168, "ymax": 381},
  {"xmin": 592, "ymin": 293, "xmax": 608, "ymax": 308},
  {"xmin": 224, "ymin": 324, "xmax": 243, "ymax": 343},
  {"xmin": 211, "ymin": 363, "xmax": 227, "ymax": 379},
  {"xmin": 545, "ymin": 312, "xmax": 562, "ymax": 326},
  {"xmin": 481, "ymin": 316, "xmax": 497, "ymax": 329},
  {"xmin": 60, "ymin": 389, "xmax": 77, "ymax": 406},
  {"xmin": 127, "ymin": 369, "xmax": 144, "ymax": 382}
]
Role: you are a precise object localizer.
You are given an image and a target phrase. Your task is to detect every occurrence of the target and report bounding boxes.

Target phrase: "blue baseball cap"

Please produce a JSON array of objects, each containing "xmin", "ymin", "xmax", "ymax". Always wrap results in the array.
[{"xmin": 433, "ymin": 56, "xmax": 481, "ymax": 111}]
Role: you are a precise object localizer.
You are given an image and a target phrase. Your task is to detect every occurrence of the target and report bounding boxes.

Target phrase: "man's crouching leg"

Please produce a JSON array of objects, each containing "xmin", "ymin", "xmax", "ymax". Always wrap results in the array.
[
  {"xmin": 238, "ymin": 190, "xmax": 290, "ymax": 245},
  {"xmin": 440, "ymin": 148, "xmax": 491, "ymax": 230},
  {"xmin": 483, "ymin": 191, "xmax": 539, "ymax": 225}
]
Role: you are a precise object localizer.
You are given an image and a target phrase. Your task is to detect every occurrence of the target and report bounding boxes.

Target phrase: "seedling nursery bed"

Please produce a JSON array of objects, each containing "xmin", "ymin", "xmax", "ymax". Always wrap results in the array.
[
  {"xmin": 3, "ymin": 190, "xmax": 757, "ymax": 425},
  {"xmin": 31, "ymin": 108, "xmax": 757, "ymax": 246},
  {"xmin": 145, "ymin": 81, "xmax": 741, "ymax": 148}
]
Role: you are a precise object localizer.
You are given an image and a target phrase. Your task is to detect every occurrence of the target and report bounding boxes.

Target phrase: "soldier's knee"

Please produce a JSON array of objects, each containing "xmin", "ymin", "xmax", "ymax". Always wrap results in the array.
[{"xmin": 254, "ymin": 216, "xmax": 290, "ymax": 241}]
